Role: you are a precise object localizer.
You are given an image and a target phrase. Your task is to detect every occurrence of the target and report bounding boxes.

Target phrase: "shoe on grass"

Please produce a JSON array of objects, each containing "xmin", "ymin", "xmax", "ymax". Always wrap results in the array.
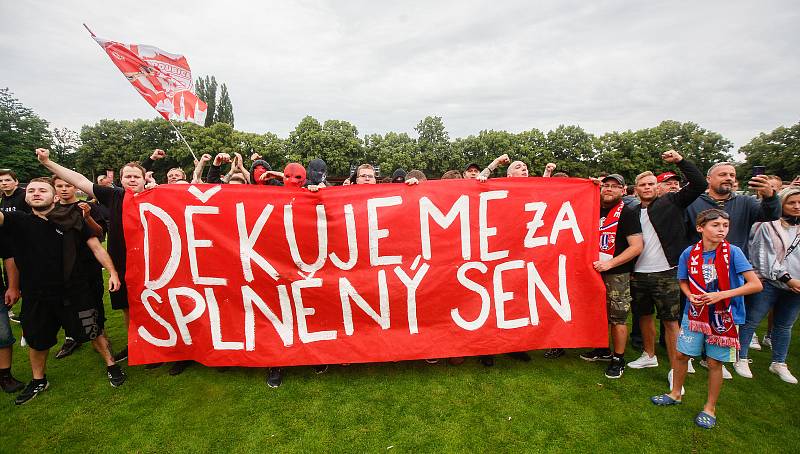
[
  {"xmin": 107, "ymin": 364, "xmax": 126, "ymax": 387},
  {"xmin": 650, "ymin": 393, "xmax": 681, "ymax": 406},
  {"xmin": 14, "ymin": 379, "xmax": 49, "ymax": 405},
  {"xmin": 580, "ymin": 348, "xmax": 612, "ymax": 362},
  {"xmin": 55, "ymin": 337, "xmax": 81, "ymax": 359},
  {"xmin": 749, "ymin": 333, "xmax": 761, "ymax": 351},
  {"xmin": 169, "ymin": 360, "xmax": 193, "ymax": 376},
  {"xmin": 733, "ymin": 359, "xmax": 753, "ymax": 378},
  {"xmin": 763, "ymin": 335, "xmax": 772, "ymax": 349},
  {"xmin": 604, "ymin": 357, "xmax": 624, "ymax": 379},
  {"xmin": 313, "ymin": 365, "xmax": 329, "ymax": 374},
  {"xmin": 722, "ymin": 365, "xmax": 732, "ymax": 380},
  {"xmin": 667, "ymin": 369, "xmax": 685, "ymax": 396},
  {"xmin": 480, "ymin": 356, "xmax": 495, "ymax": 367},
  {"xmin": 687, "ymin": 358, "xmax": 696, "ymax": 374},
  {"xmin": 695, "ymin": 411, "xmax": 716, "ymax": 429},
  {"xmin": 0, "ymin": 373, "xmax": 24, "ymax": 393},
  {"xmin": 769, "ymin": 362, "xmax": 798, "ymax": 384},
  {"xmin": 507, "ymin": 351, "xmax": 531, "ymax": 362},
  {"xmin": 112, "ymin": 346, "xmax": 128, "ymax": 363},
  {"xmin": 8, "ymin": 310, "xmax": 20, "ymax": 323},
  {"xmin": 543, "ymin": 348, "xmax": 565, "ymax": 359},
  {"xmin": 627, "ymin": 352, "xmax": 658, "ymax": 369},
  {"xmin": 267, "ymin": 368, "xmax": 283, "ymax": 388}
]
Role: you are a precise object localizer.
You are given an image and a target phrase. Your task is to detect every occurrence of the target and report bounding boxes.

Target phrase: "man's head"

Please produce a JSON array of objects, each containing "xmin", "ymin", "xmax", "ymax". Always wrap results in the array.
[
  {"xmin": 166, "ymin": 167, "xmax": 187, "ymax": 184},
  {"xmin": 695, "ymin": 208, "xmax": 730, "ymax": 243},
  {"xmin": 356, "ymin": 164, "xmax": 376, "ymax": 185},
  {"xmin": 0, "ymin": 170, "xmax": 19, "ymax": 195},
  {"xmin": 766, "ymin": 175, "xmax": 784, "ymax": 193},
  {"xmin": 706, "ymin": 162, "xmax": 736, "ymax": 198},
  {"xmin": 96, "ymin": 174, "xmax": 112, "ymax": 187},
  {"xmin": 406, "ymin": 169, "xmax": 427, "ymax": 182},
  {"xmin": 507, "ymin": 161, "xmax": 528, "ymax": 177},
  {"xmin": 656, "ymin": 171, "xmax": 681, "ymax": 196},
  {"xmin": 600, "ymin": 174, "xmax": 626, "ymax": 207},
  {"xmin": 441, "ymin": 170, "xmax": 463, "ymax": 179},
  {"xmin": 464, "ymin": 163, "xmax": 481, "ymax": 179},
  {"xmin": 52, "ymin": 176, "xmax": 78, "ymax": 204},
  {"xmin": 391, "ymin": 168, "xmax": 407, "ymax": 183},
  {"xmin": 307, "ymin": 159, "xmax": 328, "ymax": 186},
  {"xmin": 634, "ymin": 171, "xmax": 658, "ymax": 203},
  {"xmin": 228, "ymin": 173, "xmax": 248, "ymax": 185},
  {"xmin": 25, "ymin": 177, "xmax": 56, "ymax": 212},
  {"xmin": 283, "ymin": 163, "xmax": 307, "ymax": 188},
  {"xmin": 119, "ymin": 162, "xmax": 147, "ymax": 193}
]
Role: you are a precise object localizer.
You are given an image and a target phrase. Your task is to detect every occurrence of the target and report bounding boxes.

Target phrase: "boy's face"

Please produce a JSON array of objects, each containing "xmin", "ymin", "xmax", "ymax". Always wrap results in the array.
[{"xmin": 696, "ymin": 218, "xmax": 730, "ymax": 243}]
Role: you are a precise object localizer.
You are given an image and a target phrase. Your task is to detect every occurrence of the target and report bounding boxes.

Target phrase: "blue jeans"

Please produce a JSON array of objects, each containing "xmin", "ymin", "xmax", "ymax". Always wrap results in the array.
[
  {"xmin": 0, "ymin": 303, "xmax": 15, "ymax": 348},
  {"xmin": 739, "ymin": 282, "xmax": 800, "ymax": 363}
]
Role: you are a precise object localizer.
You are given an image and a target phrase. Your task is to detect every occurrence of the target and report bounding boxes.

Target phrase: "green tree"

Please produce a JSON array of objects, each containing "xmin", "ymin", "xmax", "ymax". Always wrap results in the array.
[
  {"xmin": 415, "ymin": 116, "xmax": 452, "ymax": 175},
  {"xmin": 545, "ymin": 125, "xmax": 596, "ymax": 177},
  {"xmin": 366, "ymin": 132, "xmax": 419, "ymax": 177},
  {"xmin": 739, "ymin": 122, "xmax": 800, "ymax": 181},
  {"xmin": 195, "ymin": 75, "xmax": 218, "ymax": 127},
  {"xmin": 0, "ymin": 88, "xmax": 52, "ymax": 182},
  {"xmin": 51, "ymin": 127, "xmax": 80, "ymax": 170},
  {"xmin": 216, "ymin": 84, "xmax": 234, "ymax": 127}
]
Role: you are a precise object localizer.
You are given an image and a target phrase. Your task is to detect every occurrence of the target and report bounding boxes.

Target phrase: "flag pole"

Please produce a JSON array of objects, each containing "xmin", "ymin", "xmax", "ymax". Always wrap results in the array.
[{"xmin": 167, "ymin": 119, "xmax": 199, "ymax": 162}]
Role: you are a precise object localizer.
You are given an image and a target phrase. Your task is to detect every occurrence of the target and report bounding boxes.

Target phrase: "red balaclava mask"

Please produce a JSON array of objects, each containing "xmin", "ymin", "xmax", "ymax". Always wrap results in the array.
[
  {"xmin": 252, "ymin": 165, "xmax": 268, "ymax": 185},
  {"xmin": 283, "ymin": 163, "xmax": 306, "ymax": 188}
]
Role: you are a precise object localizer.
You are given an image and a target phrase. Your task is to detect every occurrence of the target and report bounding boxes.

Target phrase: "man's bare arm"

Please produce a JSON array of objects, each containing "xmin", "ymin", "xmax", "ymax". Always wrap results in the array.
[{"xmin": 36, "ymin": 148, "xmax": 95, "ymax": 198}]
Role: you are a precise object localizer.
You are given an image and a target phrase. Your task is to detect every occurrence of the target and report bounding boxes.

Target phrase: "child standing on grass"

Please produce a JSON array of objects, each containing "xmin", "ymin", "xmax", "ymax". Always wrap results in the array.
[{"xmin": 650, "ymin": 208, "xmax": 762, "ymax": 429}]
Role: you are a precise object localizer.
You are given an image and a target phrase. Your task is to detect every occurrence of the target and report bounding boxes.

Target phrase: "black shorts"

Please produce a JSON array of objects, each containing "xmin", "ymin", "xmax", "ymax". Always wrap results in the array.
[
  {"xmin": 62, "ymin": 277, "xmax": 107, "ymax": 341},
  {"xmin": 21, "ymin": 289, "xmax": 105, "ymax": 351},
  {"xmin": 109, "ymin": 279, "xmax": 129, "ymax": 310}
]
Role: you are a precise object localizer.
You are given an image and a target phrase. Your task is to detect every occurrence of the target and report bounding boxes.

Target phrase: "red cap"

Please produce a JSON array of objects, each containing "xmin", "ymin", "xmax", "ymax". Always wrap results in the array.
[{"xmin": 657, "ymin": 172, "xmax": 680, "ymax": 183}]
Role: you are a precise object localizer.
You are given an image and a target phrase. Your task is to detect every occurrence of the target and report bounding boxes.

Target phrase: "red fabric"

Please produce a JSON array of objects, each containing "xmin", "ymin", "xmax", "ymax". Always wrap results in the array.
[
  {"xmin": 123, "ymin": 178, "xmax": 606, "ymax": 366},
  {"xmin": 598, "ymin": 200, "xmax": 624, "ymax": 260},
  {"xmin": 686, "ymin": 240, "xmax": 739, "ymax": 348},
  {"xmin": 91, "ymin": 36, "xmax": 207, "ymax": 125}
]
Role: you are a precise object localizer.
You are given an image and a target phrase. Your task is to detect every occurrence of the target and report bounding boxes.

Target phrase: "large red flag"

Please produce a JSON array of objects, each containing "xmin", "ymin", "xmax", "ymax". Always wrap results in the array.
[{"xmin": 88, "ymin": 27, "xmax": 207, "ymax": 125}]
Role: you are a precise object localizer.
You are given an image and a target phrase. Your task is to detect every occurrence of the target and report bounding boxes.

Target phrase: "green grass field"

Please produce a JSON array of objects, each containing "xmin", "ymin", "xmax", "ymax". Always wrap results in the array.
[{"xmin": 2, "ymin": 294, "xmax": 799, "ymax": 454}]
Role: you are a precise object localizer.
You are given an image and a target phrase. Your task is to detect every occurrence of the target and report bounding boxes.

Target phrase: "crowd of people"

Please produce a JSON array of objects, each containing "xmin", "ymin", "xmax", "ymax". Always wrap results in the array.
[{"xmin": 1, "ymin": 148, "xmax": 799, "ymax": 430}]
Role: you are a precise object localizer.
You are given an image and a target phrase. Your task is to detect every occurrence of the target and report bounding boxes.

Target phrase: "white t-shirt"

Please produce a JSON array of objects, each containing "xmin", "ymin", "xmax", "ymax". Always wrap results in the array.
[{"xmin": 635, "ymin": 207, "xmax": 672, "ymax": 273}]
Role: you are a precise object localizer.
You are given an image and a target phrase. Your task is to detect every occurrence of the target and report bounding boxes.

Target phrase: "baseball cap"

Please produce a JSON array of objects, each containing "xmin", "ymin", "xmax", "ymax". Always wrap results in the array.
[
  {"xmin": 601, "ymin": 174, "xmax": 625, "ymax": 186},
  {"xmin": 657, "ymin": 171, "xmax": 680, "ymax": 183},
  {"xmin": 464, "ymin": 162, "xmax": 481, "ymax": 172}
]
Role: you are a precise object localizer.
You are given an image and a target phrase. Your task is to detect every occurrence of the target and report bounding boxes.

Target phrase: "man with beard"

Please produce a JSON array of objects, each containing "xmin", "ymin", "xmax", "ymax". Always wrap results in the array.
[
  {"xmin": 580, "ymin": 174, "xmax": 643, "ymax": 378},
  {"xmin": 627, "ymin": 151, "xmax": 706, "ymax": 396},
  {"xmin": 0, "ymin": 178, "xmax": 124, "ymax": 404},
  {"xmin": 36, "ymin": 148, "xmax": 146, "ymax": 364},
  {"xmin": 686, "ymin": 162, "xmax": 780, "ymax": 252}
]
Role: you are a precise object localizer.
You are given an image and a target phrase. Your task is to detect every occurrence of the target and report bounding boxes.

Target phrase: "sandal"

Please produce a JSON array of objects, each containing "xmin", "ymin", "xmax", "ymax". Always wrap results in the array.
[
  {"xmin": 650, "ymin": 394, "xmax": 682, "ymax": 406},
  {"xmin": 695, "ymin": 411, "xmax": 716, "ymax": 429}
]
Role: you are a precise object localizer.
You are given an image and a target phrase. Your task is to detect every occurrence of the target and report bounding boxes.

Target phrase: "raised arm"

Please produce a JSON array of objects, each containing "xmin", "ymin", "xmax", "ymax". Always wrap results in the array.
[
  {"xmin": 192, "ymin": 153, "xmax": 212, "ymax": 184},
  {"xmin": 36, "ymin": 148, "xmax": 95, "ymax": 198}
]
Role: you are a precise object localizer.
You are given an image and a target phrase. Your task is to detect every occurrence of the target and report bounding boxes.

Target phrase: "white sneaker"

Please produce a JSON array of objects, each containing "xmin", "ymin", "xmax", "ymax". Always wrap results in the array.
[
  {"xmin": 667, "ymin": 369, "xmax": 685, "ymax": 395},
  {"xmin": 769, "ymin": 362, "xmax": 798, "ymax": 384},
  {"xmin": 722, "ymin": 365, "xmax": 732, "ymax": 380},
  {"xmin": 749, "ymin": 333, "xmax": 761, "ymax": 351},
  {"xmin": 627, "ymin": 352, "xmax": 658, "ymax": 369},
  {"xmin": 687, "ymin": 358, "xmax": 696, "ymax": 374},
  {"xmin": 733, "ymin": 359, "xmax": 753, "ymax": 378},
  {"xmin": 763, "ymin": 336, "xmax": 772, "ymax": 349}
]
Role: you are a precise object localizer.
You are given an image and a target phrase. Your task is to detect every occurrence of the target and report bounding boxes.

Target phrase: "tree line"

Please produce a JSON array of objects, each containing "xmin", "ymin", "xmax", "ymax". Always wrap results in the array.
[{"xmin": 1, "ymin": 87, "xmax": 798, "ymax": 183}]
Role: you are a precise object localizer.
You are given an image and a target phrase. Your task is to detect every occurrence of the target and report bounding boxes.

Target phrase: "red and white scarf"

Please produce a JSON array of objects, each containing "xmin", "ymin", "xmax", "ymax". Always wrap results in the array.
[
  {"xmin": 598, "ymin": 200, "xmax": 624, "ymax": 261},
  {"xmin": 686, "ymin": 240, "xmax": 740, "ymax": 349}
]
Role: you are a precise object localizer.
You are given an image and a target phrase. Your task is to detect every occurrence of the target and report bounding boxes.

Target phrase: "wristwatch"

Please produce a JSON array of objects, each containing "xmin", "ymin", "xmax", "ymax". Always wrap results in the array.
[{"xmin": 778, "ymin": 273, "xmax": 792, "ymax": 284}]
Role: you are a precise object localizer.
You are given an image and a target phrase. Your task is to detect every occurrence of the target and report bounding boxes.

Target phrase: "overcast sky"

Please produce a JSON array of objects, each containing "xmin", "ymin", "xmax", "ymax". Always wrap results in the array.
[{"xmin": 1, "ymin": 0, "xmax": 798, "ymax": 151}]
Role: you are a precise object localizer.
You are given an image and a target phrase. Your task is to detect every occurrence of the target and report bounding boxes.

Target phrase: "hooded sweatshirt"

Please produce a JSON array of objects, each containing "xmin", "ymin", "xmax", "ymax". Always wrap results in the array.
[{"xmin": 748, "ymin": 187, "xmax": 800, "ymax": 290}]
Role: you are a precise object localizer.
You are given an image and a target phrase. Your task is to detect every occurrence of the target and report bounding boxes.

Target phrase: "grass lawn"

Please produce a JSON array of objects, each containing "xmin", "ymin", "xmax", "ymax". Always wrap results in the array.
[{"xmin": 2, "ymin": 294, "xmax": 799, "ymax": 454}]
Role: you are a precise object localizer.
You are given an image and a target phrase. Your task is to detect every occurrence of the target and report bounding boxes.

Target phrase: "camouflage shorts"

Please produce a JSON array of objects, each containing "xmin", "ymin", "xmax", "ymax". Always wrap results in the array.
[
  {"xmin": 631, "ymin": 269, "xmax": 681, "ymax": 321},
  {"xmin": 603, "ymin": 273, "xmax": 631, "ymax": 325}
]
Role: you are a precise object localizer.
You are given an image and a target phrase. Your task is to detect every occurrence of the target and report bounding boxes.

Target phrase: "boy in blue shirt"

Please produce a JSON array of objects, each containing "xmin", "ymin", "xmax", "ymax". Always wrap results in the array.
[{"xmin": 650, "ymin": 208, "xmax": 762, "ymax": 429}]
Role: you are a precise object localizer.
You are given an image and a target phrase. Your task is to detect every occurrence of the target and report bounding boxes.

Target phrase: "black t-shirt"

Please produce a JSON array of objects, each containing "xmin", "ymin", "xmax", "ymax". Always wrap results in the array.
[
  {"xmin": 0, "ymin": 229, "xmax": 10, "ymax": 292},
  {"xmin": 0, "ymin": 187, "xmax": 30, "ymax": 214},
  {"xmin": 1, "ymin": 211, "xmax": 91, "ymax": 295},
  {"xmin": 600, "ymin": 203, "xmax": 642, "ymax": 275},
  {"xmin": 56, "ymin": 202, "xmax": 106, "ymax": 280},
  {"xmin": 93, "ymin": 184, "xmax": 127, "ymax": 274}
]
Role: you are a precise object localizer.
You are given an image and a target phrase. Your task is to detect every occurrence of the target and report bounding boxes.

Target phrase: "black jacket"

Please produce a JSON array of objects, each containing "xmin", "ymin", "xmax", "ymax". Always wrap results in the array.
[{"xmin": 635, "ymin": 159, "xmax": 707, "ymax": 267}]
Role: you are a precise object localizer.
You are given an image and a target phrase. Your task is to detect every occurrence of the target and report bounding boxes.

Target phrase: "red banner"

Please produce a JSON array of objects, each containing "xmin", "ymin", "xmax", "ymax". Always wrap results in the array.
[{"xmin": 123, "ymin": 178, "xmax": 605, "ymax": 367}]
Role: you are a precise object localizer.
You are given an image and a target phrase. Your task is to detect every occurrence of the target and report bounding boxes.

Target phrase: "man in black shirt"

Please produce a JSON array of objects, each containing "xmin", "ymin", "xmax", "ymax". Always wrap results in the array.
[
  {"xmin": 0, "ymin": 230, "xmax": 23, "ymax": 392},
  {"xmin": 51, "ymin": 176, "xmax": 109, "ymax": 359},
  {"xmin": 579, "ymin": 174, "xmax": 643, "ymax": 378},
  {"xmin": 0, "ymin": 170, "xmax": 30, "ymax": 214},
  {"xmin": 37, "ymin": 148, "xmax": 146, "ymax": 363},
  {"xmin": 0, "ymin": 178, "xmax": 125, "ymax": 404}
]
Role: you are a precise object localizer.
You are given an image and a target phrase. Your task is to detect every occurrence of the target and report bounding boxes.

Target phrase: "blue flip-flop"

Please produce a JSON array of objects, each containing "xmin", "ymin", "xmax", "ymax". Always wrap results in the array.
[
  {"xmin": 695, "ymin": 411, "xmax": 717, "ymax": 429},
  {"xmin": 650, "ymin": 394, "xmax": 682, "ymax": 406}
]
